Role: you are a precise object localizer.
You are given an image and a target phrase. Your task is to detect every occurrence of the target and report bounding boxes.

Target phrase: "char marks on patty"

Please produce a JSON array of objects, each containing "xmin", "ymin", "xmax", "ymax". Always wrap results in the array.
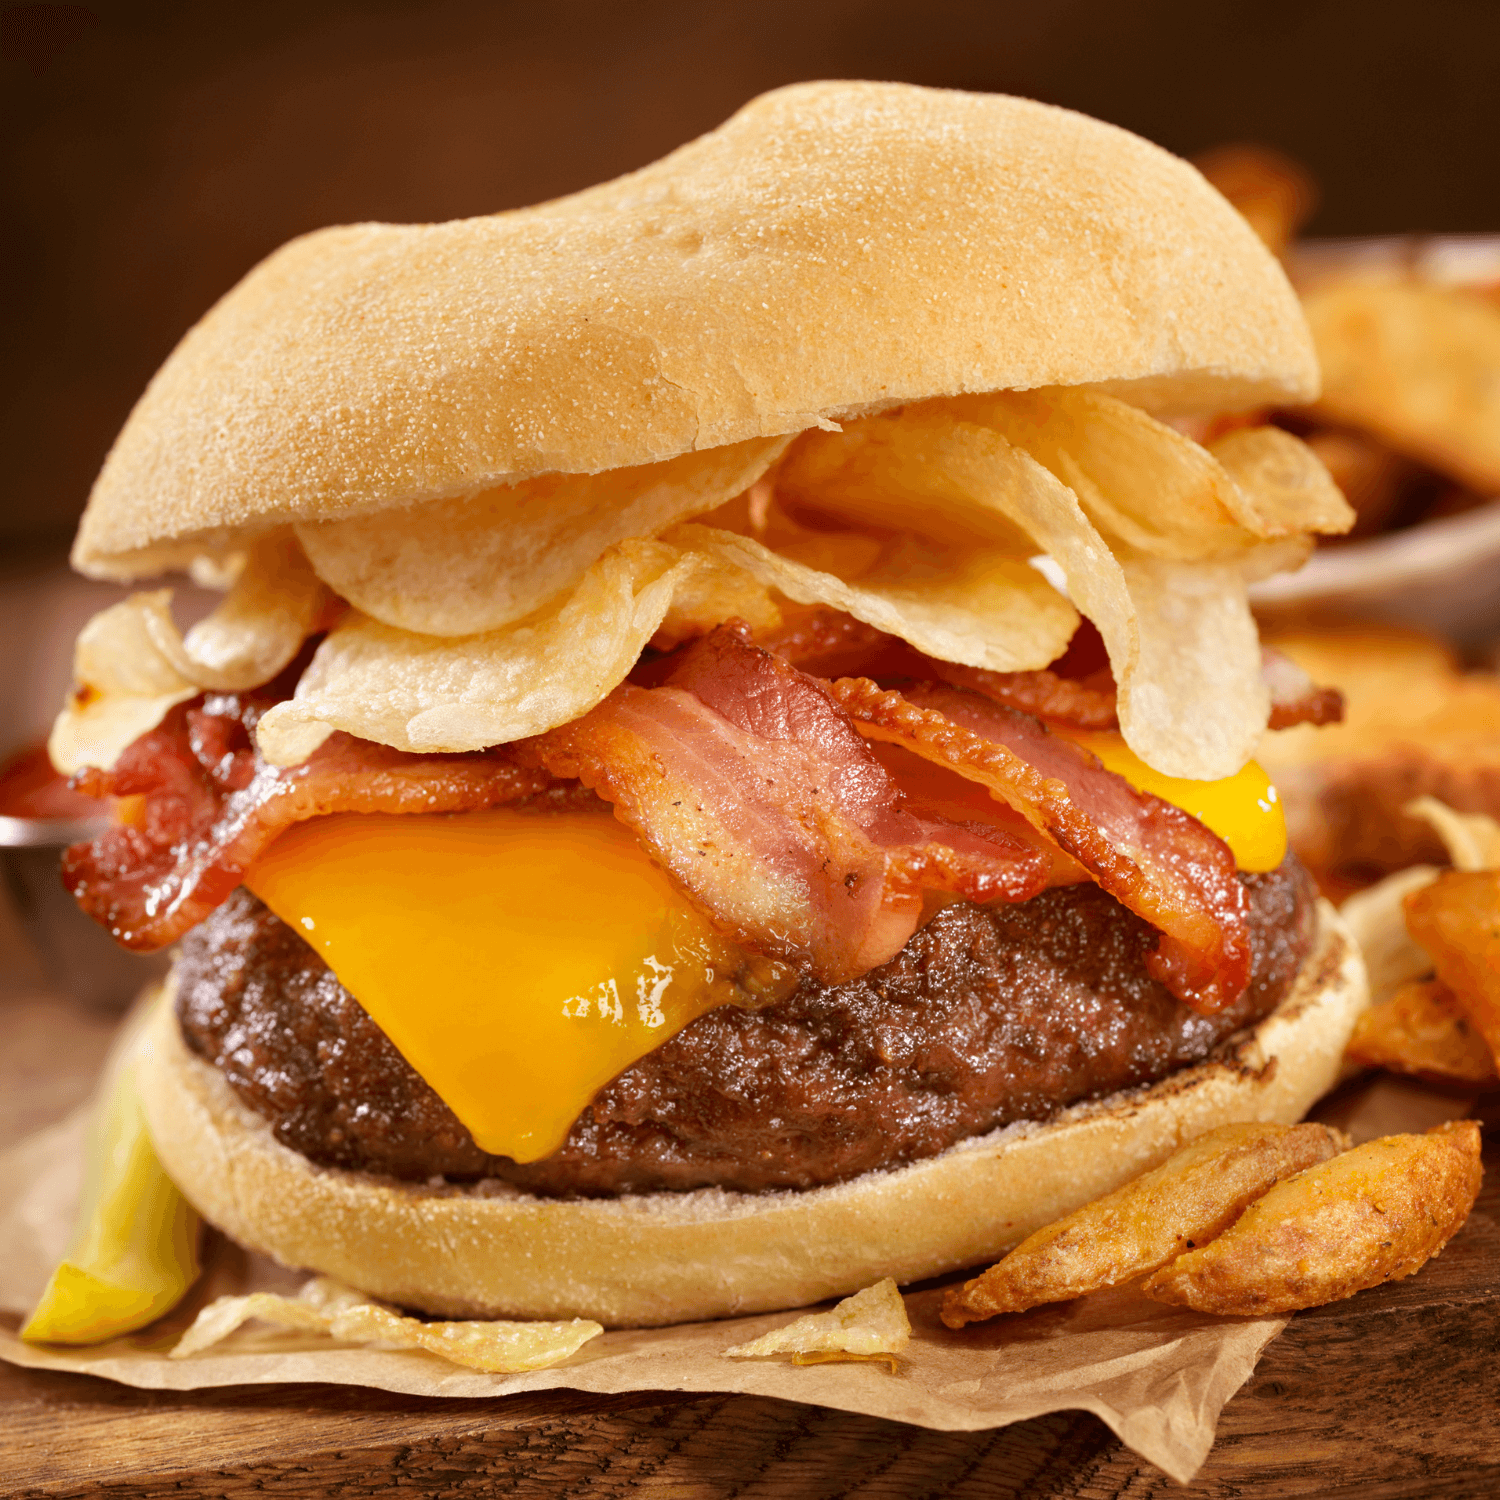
[{"xmin": 176, "ymin": 857, "xmax": 1315, "ymax": 1195}]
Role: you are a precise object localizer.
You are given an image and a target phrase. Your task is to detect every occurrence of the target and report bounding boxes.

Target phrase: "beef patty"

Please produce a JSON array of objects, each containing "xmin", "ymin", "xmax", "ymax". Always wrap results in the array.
[{"xmin": 176, "ymin": 859, "xmax": 1315, "ymax": 1195}]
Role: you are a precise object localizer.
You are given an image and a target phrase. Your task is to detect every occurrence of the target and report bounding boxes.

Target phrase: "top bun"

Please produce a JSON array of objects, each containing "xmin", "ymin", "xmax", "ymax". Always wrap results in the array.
[{"xmin": 75, "ymin": 81, "xmax": 1318, "ymax": 580}]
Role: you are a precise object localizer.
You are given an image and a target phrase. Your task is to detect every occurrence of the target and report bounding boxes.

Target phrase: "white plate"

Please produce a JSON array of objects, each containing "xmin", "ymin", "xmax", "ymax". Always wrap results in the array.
[{"xmin": 1247, "ymin": 235, "xmax": 1500, "ymax": 645}]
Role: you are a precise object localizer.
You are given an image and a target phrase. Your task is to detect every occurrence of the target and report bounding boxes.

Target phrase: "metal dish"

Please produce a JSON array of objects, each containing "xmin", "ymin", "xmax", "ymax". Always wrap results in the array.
[
  {"xmin": 1, "ymin": 813, "xmax": 170, "ymax": 1012},
  {"xmin": 1249, "ymin": 235, "xmax": 1500, "ymax": 647}
]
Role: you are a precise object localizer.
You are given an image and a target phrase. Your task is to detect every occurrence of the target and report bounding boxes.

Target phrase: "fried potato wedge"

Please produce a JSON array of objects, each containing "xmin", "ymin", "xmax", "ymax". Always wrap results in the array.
[
  {"xmin": 1405, "ymin": 870, "xmax": 1500, "ymax": 1065},
  {"xmin": 1192, "ymin": 143, "xmax": 1316, "ymax": 259},
  {"xmin": 1304, "ymin": 281, "xmax": 1500, "ymax": 495},
  {"xmin": 1346, "ymin": 978, "xmax": 1498, "ymax": 1084},
  {"xmin": 1255, "ymin": 627, "xmax": 1500, "ymax": 891},
  {"xmin": 1143, "ymin": 1122, "xmax": 1483, "ymax": 1316},
  {"xmin": 940, "ymin": 1122, "xmax": 1345, "ymax": 1328}
]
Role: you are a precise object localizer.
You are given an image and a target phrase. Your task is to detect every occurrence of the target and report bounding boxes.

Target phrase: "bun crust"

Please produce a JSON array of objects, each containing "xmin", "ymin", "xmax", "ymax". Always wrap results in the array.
[
  {"xmin": 138, "ymin": 900, "xmax": 1365, "ymax": 1327},
  {"xmin": 76, "ymin": 81, "xmax": 1316, "ymax": 580}
]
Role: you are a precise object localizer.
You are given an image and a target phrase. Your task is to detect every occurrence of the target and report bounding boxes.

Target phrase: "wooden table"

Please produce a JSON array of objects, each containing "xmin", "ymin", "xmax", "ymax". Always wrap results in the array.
[{"xmin": 2, "ymin": 1102, "xmax": 1495, "ymax": 1498}]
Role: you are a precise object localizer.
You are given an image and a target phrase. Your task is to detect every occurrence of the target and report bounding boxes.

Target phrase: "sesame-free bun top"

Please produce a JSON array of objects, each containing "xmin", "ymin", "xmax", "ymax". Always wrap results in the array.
[{"xmin": 74, "ymin": 80, "xmax": 1319, "ymax": 580}]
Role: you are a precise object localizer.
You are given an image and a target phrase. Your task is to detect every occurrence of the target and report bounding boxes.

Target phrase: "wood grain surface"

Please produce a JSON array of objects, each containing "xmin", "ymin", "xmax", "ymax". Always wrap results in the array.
[{"xmin": 2, "ymin": 1123, "xmax": 1495, "ymax": 1498}]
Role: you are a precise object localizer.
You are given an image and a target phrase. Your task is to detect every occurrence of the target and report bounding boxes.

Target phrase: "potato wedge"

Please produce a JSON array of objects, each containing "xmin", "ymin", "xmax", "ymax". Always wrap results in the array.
[
  {"xmin": 1346, "ymin": 978, "xmax": 1498, "ymax": 1085},
  {"xmin": 1142, "ymin": 1121, "xmax": 1483, "ymax": 1316},
  {"xmin": 940, "ymin": 1122, "xmax": 1344, "ymax": 1328},
  {"xmin": 1405, "ymin": 871, "xmax": 1500, "ymax": 1067}
]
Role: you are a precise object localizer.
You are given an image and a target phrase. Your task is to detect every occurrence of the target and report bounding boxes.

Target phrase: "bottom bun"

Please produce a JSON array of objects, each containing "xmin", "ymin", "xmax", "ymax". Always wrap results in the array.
[{"xmin": 138, "ymin": 899, "xmax": 1367, "ymax": 1327}]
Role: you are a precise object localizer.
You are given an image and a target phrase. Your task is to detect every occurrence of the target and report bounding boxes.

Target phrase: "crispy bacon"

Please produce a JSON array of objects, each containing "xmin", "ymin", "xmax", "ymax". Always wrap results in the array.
[
  {"xmin": 529, "ymin": 625, "xmax": 1051, "ymax": 984},
  {"xmin": 757, "ymin": 610, "xmax": 1341, "ymax": 734},
  {"xmin": 62, "ymin": 602, "xmax": 1287, "ymax": 1017},
  {"xmin": 1263, "ymin": 647, "xmax": 1345, "ymax": 730},
  {"xmin": 752, "ymin": 609, "xmax": 921, "ymax": 681},
  {"xmin": 63, "ymin": 692, "xmax": 552, "ymax": 950},
  {"xmin": 928, "ymin": 662, "xmax": 1119, "ymax": 730},
  {"xmin": 825, "ymin": 678, "xmax": 1252, "ymax": 1013},
  {"xmin": 754, "ymin": 610, "xmax": 1118, "ymax": 729},
  {"xmin": 935, "ymin": 648, "xmax": 1340, "ymax": 735}
]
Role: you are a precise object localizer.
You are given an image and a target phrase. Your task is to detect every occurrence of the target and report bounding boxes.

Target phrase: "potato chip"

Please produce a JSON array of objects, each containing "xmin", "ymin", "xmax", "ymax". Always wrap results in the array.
[
  {"xmin": 1299, "ymin": 427, "xmax": 1412, "ymax": 538},
  {"xmin": 1208, "ymin": 426, "xmax": 1355, "ymax": 538},
  {"xmin": 1405, "ymin": 870, "xmax": 1500, "ymax": 1066},
  {"xmin": 1142, "ymin": 1122, "xmax": 1483, "ymax": 1316},
  {"xmin": 1404, "ymin": 796, "xmax": 1500, "ymax": 872},
  {"xmin": 187, "ymin": 552, "xmax": 247, "ymax": 591},
  {"xmin": 778, "ymin": 417, "xmax": 1038, "ymax": 553},
  {"xmin": 1115, "ymin": 550, "xmax": 1269, "ymax": 781},
  {"xmin": 1233, "ymin": 533, "xmax": 1315, "ymax": 584},
  {"xmin": 1346, "ymin": 978, "xmax": 1498, "ymax": 1084},
  {"xmin": 953, "ymin": 388, "xmax": 1263, "ymax": 559},
  {"xmin": 782, "ymin": 413, "xmax": 1129, "ymax": 669},
  {"xmin": 1304, "ymin": 281, "xmax": 1500, "ymax": 493},
  {"xmin": 650, "ymin": 547, "xmax": 782, "ymax": 651},
  {"xmin": 724, "ymin": 1278, "xmax": 910, "ymax": 1361},
  {"xmin": 941, "ymin": 1122, "xmax": 1346, "ymax": 1328},
  {"xmin": 779, "ymin": 407, "xmax": 1273, "ymax": 779},
  {"xmin": 255, "ymin": 539, "xmax": 696, "ymax": 765},
  {"xmin": 1338, "ymin": 865, "xmax": 1442, "ymax": 1004},
  {"xmin": 47, "ymin": 593, "xmax": 200, "ymax": 776},
  {"xmin": 49, "ymin": 536, "xmax": 329, "ymax": 774},
  {"xmin": 675, "ymin": 523, "xmax": 1078, "ymax": 675},
  {"xmin": 173, "ymin": 531, "xmax": 333, "ymax": 689},
  {"xmin": 297, "ymin": 436, "xmax": 790, "ymax": 637},
  {"xmin": 171, "ymin": 1276, "xmax": 602, "ymax": 1373}
]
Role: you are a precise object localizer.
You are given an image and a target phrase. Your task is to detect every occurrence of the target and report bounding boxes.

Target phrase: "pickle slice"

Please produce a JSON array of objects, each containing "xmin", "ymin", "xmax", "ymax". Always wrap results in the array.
[{"xmin": 22, "ymin": 992, "xmax": 201, "ymax": 1344}]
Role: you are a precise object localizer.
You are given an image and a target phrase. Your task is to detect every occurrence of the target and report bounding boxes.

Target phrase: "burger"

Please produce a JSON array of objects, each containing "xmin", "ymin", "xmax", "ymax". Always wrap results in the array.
[{"xmin": 52, "ymin": 81, "xmax": 1366, "ymax": 1328}]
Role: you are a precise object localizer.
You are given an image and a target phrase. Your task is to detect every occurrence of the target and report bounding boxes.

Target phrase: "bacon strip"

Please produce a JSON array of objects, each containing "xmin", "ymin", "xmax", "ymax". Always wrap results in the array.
[
  {"xmin": 530, "ymin": 625, "xmax": 1051, "ymax": 984},
  {"xmin": 756, "ymin": 610, "xmax": 1342, "ymax": 734},
  {"xmin": 752, "ymin": 610, "xmax": 1114, "ymax": 728},
  {"xmin": 938, "ymin": 649, "xmax": 1341, "ymax": 735},
  {"xmin": 928, "ymin": 662, "xmax": 1119, "ymax": 730},
  {"xmin": 63, "ymin": 692, "xmax": 552, "ymax": 950},
  {"xmin": 1263, "ymin": 647, "xmax": 1345, "ymax": 730},
  {"xmin": 826, "ymin": 678, "xmax": 1252, "ymax": 1013}
]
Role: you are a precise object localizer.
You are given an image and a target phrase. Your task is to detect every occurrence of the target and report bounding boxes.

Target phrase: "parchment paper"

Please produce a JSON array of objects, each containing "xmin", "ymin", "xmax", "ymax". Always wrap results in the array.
[
  {"xmin": 0, "ymin": 1052, "xmax": 1479, "ymax": 1484},
  {"xmin": 0, "ymin": 1104, "xmax": 1280, "ymax": 1486}
]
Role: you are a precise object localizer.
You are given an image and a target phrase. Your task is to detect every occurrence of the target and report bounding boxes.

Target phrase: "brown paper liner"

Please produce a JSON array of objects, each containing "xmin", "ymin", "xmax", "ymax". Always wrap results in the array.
[{"xmin": 0, "ymin": 1055, "xmax": 1481, "ymax": 1484}]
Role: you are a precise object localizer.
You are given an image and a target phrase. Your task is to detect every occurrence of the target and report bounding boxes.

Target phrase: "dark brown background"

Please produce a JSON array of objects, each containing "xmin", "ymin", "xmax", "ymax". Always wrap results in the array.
[{"xmin": 4, "ymin": 0, "xmax": 1499, "ymax": 556}]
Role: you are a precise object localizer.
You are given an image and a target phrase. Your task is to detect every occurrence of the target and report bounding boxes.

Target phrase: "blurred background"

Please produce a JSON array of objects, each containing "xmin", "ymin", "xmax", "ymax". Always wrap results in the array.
[{"xmin": 5, "ymin": 0, "xmax": 1500, "ymax": 562}]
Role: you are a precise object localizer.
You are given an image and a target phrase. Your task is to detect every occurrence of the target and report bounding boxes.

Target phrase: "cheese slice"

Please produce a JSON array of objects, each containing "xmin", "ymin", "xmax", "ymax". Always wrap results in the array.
[
  {"xmin": 245, "ymin": 743, "xmax": 1284, "ymax": 1167},
  {"xmin": 1058, "ymin": 729, "xmax": 1286, "ymax": 873},
  {"xmin": 246, "ymin": 808, "xmax": 751, "ymax": 1164}
]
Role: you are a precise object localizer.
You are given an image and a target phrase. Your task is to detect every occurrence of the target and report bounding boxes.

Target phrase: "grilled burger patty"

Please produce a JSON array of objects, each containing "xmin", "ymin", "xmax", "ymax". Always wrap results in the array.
[{"xmin": 176, "ymin": 858, "xmax": 1315, "ymax": 1195}]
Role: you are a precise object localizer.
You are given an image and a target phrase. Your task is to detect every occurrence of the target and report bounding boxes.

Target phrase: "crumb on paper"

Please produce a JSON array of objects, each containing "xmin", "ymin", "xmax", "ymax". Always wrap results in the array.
[
  {"xmin": 170, "ymin": 1277, "xmax": 603, "ymax": 1374},
  {"xmin": 724, "ymin": 1278, "xmax": 911, "ymax": 1365}
]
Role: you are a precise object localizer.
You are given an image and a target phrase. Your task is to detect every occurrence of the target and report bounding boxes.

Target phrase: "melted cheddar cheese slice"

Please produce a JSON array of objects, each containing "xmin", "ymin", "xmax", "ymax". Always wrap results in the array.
[
  {"xmin": 245, "ymin": 745, "xmax": 1284, "ymax": 1166},
  {"xmin": 246, "ymin": 808, "xmax": 750, "ymax": 1164},
  {"xmin": 1058, "ymin": 730, "xmax": 1286, "ymax": 873}
]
